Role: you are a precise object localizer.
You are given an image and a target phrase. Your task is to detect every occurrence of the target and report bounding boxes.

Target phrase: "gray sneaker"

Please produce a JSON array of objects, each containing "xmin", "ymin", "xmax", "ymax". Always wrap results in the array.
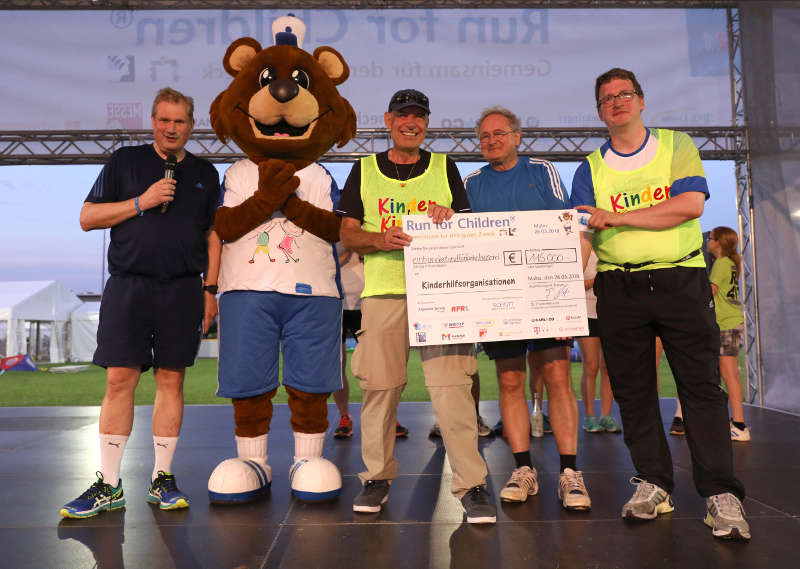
[
  {"xmin": 621, "ymin": 477, "xmax": 674, "ymax": 520},
  {"xmin": 558, "ymin": 468, "xmax": 591, "ymax": 511},
  {"xmin": 477, "ymin": 416, "xmax": 493, "ymax": 438},
  {"xmin": 500, "ymin": 466, "xmax": 539, "ymax": 502},
  {"xmin": 460, "ymin": 485, "xmax": 496, "ymax": 524},
  {"xmin": 353, "ymin": 480, "xmax": 389, "ymax": 513},
  {"xmin": 704, "ymin": 493, "xmax": 751, "ymax": 540}
]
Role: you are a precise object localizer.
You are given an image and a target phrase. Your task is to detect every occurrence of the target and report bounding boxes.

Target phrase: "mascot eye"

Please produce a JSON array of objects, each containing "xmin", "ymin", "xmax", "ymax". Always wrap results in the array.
[
  {"xmin": 258, "ymin": 67, "xmax": 276, "ymax": 88},
  {"xmin": 291, "ymin": 69, "xmax": 310, "ymax": 89}
]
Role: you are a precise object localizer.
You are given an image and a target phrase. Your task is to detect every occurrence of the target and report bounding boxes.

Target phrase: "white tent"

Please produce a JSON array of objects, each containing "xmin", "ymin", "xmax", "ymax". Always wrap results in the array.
[
  {"xmin": 69, "ymin": 301, "xmax": 100, "ymax": 363},
  {"xmin": 0, "ymin": 281, "xmax": 82, "ymax": 363}
]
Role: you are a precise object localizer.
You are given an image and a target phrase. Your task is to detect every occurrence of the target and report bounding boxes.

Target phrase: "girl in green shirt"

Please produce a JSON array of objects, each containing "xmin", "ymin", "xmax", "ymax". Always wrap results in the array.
[{"xmin": 707, "ymin": 226, "xmax": 749, "ymax": 442}]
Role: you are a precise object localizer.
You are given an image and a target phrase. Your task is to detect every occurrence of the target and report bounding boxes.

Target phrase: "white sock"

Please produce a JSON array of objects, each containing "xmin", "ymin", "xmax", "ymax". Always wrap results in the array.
[
  {"xmin": 99, "ymin": 434, "xmax": 128, "ymax": 487},
  {"xmin": 293, "ymin": 432, "xmax": 325, "ymax": 464},
  {"xmin": 152, "ymin": 436, "xmax": 179, "ymax": 482},
  {"xmin": 236, "ymin": 434, "xmax": 268, "ymax": 463}
]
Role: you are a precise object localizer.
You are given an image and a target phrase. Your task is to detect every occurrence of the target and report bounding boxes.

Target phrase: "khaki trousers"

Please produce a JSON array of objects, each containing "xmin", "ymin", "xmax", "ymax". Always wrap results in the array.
[{"xmin": 351, "ymin": 295, "xmax": 487, "ymax": 496}]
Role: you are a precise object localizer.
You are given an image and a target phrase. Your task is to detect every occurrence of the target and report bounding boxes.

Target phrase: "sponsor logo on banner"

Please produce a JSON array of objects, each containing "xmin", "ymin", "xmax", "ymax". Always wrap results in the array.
[
  {"xmin": 106, "ymin": 102, "xmax": 143, "ymax": 129},
  {"xmin": 444, "ymin": 322, "xmax": 464, "ymax": 329},
  {"xmin": 441, "ymin": 333, "xmax": 451, "ymax": 341},
  {"xmin": 413, "ymin": 322, "xmax": 432, "ymax": 331},
  {"xmin": 451, "ymin": 305, "xmax": 468, "ymax": 312},
  {"xmin": 150, "ymin": 56, "xmax": 180, "ymax": 82},
  {"xmin": 479, "ymin": 328, "xmax": 488, "ymax": 337},
  {"xmin": 107, "ymin": 55, "xmax": 135, "ymax": 82},
  {"xmin": 416, "ymin": 332, "xmax": 427, "ymax": 343}
]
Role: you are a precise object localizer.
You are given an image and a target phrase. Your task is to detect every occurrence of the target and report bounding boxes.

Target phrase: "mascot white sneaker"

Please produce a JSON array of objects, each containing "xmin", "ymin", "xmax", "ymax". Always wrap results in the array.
[
  {"xmin": 290, "ymin": 458, "xmax": 342, "ymax": 502},
  {"xmin": 208, "ymin": 458, "xmax": 272, "ymax": 504}
]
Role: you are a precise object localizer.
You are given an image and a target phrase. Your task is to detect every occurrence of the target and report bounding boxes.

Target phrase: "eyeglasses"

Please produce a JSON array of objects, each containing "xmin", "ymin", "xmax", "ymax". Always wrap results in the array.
[
  {"xmin": 479, "ymin": 130, "xmax": 515, "ymax": 143},
  {"xmin": 597, "ymin": 90, "xmax": 638, "ymax": 108}
]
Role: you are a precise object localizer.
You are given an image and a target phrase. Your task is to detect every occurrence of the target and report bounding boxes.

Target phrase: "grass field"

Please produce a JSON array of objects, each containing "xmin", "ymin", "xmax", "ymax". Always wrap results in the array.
[{"xmin": 0, "ymin": 350, "xmax": 719, "ymax": 407}]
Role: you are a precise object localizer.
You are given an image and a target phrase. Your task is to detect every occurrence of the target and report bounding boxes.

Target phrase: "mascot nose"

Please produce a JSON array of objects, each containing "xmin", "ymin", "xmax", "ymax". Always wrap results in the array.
[{"xmin": 269, "ymin": 78, "xmax": 299, "ymax": 103}]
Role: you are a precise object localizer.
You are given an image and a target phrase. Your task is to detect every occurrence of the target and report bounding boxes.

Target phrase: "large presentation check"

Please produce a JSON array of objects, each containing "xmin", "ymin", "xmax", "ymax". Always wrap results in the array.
[{"xmin": 403, "ymin": 210, "xmax": 589, "ymax": 347}]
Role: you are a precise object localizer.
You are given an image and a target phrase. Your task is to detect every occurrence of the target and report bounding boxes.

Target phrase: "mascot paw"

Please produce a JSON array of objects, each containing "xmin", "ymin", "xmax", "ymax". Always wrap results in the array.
[
  {"xmin": 208, "ymin": 458, "xmax": 272, "ymax": 505},
  {"xmin": 254, "ymin": 159, "xmax": 300, "ymax": 209},
  {"xmin": 289, "ymin": 457, "xmax": 342, "ymax": 502}
]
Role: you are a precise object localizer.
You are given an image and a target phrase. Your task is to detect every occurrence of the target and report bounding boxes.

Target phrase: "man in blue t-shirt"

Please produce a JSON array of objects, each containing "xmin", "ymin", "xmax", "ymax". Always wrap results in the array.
[
  {"xmin": 464, "ymin": 107, "xmax": 590, "ymax": 511},
  {"xmin": 61, "ymin": 88, "xmax": 221, "ymax": 519}
]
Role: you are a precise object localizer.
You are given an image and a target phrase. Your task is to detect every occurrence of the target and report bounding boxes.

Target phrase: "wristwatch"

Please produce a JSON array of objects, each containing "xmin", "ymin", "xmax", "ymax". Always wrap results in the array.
[{"xmin": 204, "ymin": 284, "xmax": 218, "ymax": 294}]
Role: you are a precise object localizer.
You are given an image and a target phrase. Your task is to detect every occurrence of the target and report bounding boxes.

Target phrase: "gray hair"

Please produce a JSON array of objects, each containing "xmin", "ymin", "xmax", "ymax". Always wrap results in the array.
[{"xmin": 475, "ymin": 106, "xmax": 521, "ymax": 137}]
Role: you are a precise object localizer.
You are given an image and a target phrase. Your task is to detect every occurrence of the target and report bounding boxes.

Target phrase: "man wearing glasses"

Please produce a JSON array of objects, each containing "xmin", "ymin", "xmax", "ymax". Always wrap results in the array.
[
  {"xmin": 337, "ymin": 89, "xmax": 496, "ymax": 524},
  {"xmin": 464, "ymin": 107, "xmax": 591, "ymax": 511},
  {"xmin": 571, "ymin": 68, "xmax": 749, "ymax": 540}
]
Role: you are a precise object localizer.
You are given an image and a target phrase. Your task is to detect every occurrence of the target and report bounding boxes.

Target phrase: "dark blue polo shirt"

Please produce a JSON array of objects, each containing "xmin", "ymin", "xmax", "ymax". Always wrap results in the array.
[{"xmin": 85, "ymin": 144, "xmax": 220, "ymax": 280}]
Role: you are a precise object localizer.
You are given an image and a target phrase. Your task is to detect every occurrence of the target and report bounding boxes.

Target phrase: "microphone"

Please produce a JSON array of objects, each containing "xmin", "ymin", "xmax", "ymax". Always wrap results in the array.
[{"xmin": 161, "ymin": 154, "xmax": 177, "ymax": 214}]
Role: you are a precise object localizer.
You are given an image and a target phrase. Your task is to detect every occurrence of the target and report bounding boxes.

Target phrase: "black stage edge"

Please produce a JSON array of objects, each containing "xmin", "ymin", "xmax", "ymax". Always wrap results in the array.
[{"xmin": 1, "ymin": 400, "xmax": 798, "ymax": 568}]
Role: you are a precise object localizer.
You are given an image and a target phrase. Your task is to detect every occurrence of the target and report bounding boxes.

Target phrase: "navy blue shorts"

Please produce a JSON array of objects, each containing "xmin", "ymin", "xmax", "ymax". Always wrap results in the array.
[
  {"xmin": 481, "ymin": 337, "xmax": 573, "ymax": 360},
  {"xmin": 94, "ymin": 274, "xmax": 203, "ymax": 371},
  {"xmin": 342, "ymin": 309, "xmax": 361, "ymax": 342},
  {"xmin": 217, "ymin": 291, "xmax": 343, "ymax": 398}
]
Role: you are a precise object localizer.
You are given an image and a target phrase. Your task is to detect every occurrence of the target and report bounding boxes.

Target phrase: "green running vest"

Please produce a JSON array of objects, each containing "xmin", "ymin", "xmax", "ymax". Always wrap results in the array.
[
  {"xmin": 360, "ymin": 152, "xmax": 452, "ymax": 296},
  {"xmin": 586, "ymin": 128, "xmax": 705, "ymax": 272}
]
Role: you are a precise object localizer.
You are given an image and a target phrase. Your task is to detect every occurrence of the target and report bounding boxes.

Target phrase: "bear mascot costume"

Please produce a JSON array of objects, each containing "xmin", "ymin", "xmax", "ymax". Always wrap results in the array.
[{"xmin": 207, "ymin": 14, "xmax": 356, "ymax": 504}]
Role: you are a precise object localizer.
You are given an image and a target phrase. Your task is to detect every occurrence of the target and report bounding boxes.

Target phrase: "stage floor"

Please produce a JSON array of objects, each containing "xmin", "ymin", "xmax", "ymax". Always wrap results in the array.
[{"xmin": 1, "ymin": 400, "xmax": 798, "ymax": 568}]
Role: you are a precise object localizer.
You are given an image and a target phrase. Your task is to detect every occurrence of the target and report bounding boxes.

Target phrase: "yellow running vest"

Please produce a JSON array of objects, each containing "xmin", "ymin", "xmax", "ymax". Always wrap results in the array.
[
  {"xmin": 586, "ymin": 129, "xmax": 705, "ymax": 272},
  {"xmin": 360, "ymin": 152, "xmax": 452, "ymax": 296}
]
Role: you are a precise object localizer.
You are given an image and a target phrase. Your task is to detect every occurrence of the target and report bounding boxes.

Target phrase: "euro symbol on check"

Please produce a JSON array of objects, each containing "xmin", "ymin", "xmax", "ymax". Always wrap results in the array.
[{"xmin": 504, "ymin": 250, "xmax": 523, "ymax": 265}]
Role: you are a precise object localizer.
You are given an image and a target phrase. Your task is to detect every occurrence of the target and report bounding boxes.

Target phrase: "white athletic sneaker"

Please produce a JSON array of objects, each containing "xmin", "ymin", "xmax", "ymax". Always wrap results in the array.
[
  {"xmin": 704, "ymin": 493, "xmax": 751, "ymax": 540},
  {"xmin": 730, "ymin": 421, "xmax": 751, "ymax": 442},
  {"xmin": 558, "ymin": 468, "xmax": 591, "ymax": 511},
  {"xmin": 621, "ymin": 477, "xmax": 674, "ymax": 520},
  {"xmin": 499, "ymin": 466, "xmax": 539, "ymax": 502}
]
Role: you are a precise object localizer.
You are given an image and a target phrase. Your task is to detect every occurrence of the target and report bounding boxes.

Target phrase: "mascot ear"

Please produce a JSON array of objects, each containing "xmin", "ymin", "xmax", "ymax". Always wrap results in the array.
[
  {"xmin": 223, "ymin": 37, "xmax": 263, "ymax": 76},
  {"xmin": 313, "ymin": 46, "xmax": 350, "ymax": 85}
]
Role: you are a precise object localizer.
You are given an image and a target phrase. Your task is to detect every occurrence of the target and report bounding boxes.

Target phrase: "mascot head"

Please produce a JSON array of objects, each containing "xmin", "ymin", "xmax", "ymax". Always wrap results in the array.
[{"xmin": 210, "ymin": 15, "xmax": 357, "ymax": 169}]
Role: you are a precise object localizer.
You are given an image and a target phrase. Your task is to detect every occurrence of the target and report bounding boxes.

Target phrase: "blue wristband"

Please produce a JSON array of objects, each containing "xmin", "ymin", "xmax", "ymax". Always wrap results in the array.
[{"xmin": 134, "ymin": 196, "xmax": 144, "ymax": 216}]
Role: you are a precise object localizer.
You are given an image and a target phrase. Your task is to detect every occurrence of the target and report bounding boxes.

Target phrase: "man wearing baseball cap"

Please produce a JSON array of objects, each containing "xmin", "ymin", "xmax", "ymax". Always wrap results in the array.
[{"xmin": 336, "ymin": 89, "xmax": 496, "ymax": 523}]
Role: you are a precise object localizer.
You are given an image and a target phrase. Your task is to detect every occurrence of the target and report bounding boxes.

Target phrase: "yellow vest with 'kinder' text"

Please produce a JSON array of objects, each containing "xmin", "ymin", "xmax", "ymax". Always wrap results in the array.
[
  {"xmin": 587, "ymin": 128, "xmax": 705, "ymax": 272},
  {"xmin": 360, "ymin": 152, "xmax": 452, "ymax": 296}
]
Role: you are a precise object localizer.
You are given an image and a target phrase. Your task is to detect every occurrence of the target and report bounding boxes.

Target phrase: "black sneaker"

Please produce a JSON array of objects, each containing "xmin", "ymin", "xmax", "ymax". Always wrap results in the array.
[
  {"xmin": 460, "ymin": 485, "xmax": 496, "ymax": 524},
  {"xmin": 353, "ymin": 480, "xmax": 390, "ymax": 513},
  {"xmin": 395, "ymin": 422, "xmax": 409, "ymax": 438},
  {"xmin": 492, "ymin": 419, "xmax": 504, "ymax": 438},
  {"xmin": 669, "ymin": 417, "xmax": 685, "ymax": 436}
]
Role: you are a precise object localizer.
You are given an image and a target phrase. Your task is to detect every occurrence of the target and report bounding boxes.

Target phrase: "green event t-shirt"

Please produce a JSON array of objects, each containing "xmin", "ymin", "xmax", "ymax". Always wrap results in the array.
[{"xmin": 710, "ymin": 256, "xmax": 743, "ymax": 330}]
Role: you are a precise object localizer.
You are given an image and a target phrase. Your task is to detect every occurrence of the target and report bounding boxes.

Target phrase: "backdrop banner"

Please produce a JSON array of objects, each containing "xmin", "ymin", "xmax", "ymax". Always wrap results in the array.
[
  {"xmin": 0, "ymin": 8, "xmax": 730, "ymax": 131},
  {"xmin": 740, "ymin": 5, "xmax": 800, "ymax": 413}
]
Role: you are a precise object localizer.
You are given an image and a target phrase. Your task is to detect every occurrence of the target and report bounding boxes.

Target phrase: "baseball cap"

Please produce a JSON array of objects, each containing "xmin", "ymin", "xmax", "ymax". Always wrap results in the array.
[{"xmin": 388, "ymin": 89, "xmax": 431, "ymax": 114}]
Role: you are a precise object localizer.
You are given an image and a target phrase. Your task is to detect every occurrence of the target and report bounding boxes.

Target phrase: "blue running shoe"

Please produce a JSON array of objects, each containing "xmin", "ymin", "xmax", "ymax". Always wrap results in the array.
[
  {"xmin": 60, "ymin": 472, "xmax": 125, "ymax": 518},
  {"xmin": 147, "ymin": 471, "xmax": 190, "ymax": 510}
]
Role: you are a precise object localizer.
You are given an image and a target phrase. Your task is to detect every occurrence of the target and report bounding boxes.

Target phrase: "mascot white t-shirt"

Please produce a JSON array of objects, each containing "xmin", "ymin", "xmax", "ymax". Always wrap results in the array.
[{"xmin": 218, "ymin": 159, "xmax": 340, "ymax": 298}]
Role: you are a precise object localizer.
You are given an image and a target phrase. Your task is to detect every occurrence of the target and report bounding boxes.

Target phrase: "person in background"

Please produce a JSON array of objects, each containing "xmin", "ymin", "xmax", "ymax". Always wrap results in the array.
[
  {"xmin": 707, "ymin": 226, "xmax": 749, "ymax": 441},
  {"xmin": 578, "ymin": 250, "xmax": 621, "ymax": 434}
]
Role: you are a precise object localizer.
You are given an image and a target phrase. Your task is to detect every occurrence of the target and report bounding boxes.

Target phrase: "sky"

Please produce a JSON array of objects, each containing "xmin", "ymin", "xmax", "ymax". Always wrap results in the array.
[{"xmin": 0, "ymin": 160, "xmax": 739, "ymax": 295}]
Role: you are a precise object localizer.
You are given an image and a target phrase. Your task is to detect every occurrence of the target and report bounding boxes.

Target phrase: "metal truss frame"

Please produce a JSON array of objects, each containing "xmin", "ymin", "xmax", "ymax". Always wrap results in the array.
[
  {"xmin": 0, "ymin": 126, "xmax": 747, "ymax": 165},
  {"xmin": 728, "ymin": 7, "xmax": 762, "ymax": 406}
]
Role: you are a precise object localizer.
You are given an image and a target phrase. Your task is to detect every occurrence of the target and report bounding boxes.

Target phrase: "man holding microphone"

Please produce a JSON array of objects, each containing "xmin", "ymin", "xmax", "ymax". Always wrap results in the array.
[{"xmin": 61, "ymin": 87, "xmax": 220, "ymax": 518}]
